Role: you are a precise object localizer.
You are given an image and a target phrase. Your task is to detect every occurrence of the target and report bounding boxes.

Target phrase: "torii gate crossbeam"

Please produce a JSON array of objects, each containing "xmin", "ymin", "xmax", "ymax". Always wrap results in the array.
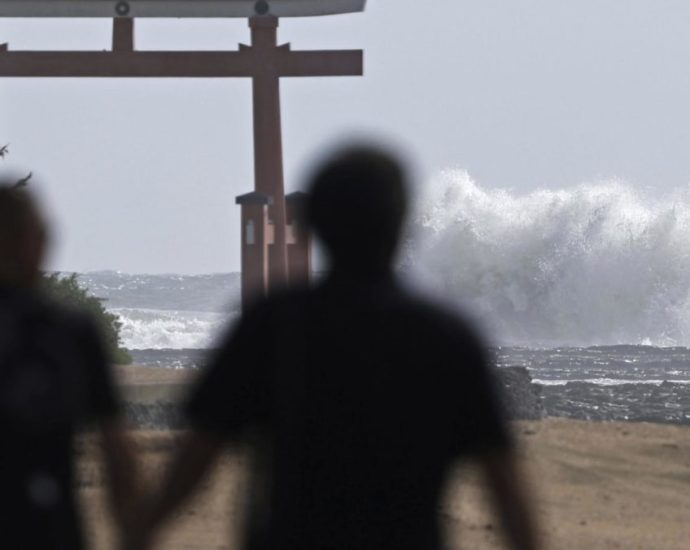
[{"xmin": 0, "ymin": 20, "xmax": 361, "ymax": 77}]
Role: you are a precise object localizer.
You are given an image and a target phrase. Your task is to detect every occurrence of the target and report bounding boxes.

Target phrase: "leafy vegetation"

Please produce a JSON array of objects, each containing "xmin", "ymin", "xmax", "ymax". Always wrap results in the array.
[{"xmin": 42, "ymin": 273, "xmax": 132, "ymax": 364}]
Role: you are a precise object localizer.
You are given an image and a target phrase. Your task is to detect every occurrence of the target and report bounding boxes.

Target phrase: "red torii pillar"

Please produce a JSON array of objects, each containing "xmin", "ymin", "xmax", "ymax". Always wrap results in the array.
[
  {"xmin": 236, "ymin": 16, "xmax": 358, "ymax": 308},
  {"xmin": 0, "ymin": 16, "xmax": 363, "ymax": 309}
]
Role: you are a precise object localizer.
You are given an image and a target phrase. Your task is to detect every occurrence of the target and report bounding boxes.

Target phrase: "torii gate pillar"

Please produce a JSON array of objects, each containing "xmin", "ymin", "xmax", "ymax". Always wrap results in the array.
[
  {"xmin": 236, "ymin": 16, "xmax": 344, "ymax": 309},
  {"xmin": 242, "ymin": 16, "xmax": 290, "ymax": 305},
  {"xmin": 236, "ymin": 190, "xmax": 273, "ymax": 306},
  {"xmin": 286, "ymin": 191, "xmax": 312, "ymax": 285},
  {"xmin": 236, "ymin": 189, "xmax": 312, "ymax": 309}
]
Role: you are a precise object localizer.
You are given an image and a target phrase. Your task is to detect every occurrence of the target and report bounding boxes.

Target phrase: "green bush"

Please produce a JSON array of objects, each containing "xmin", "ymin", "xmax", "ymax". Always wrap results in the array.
[{"xmin": 42, "ymin": 273, "xmax": 133, "ymax": 365}]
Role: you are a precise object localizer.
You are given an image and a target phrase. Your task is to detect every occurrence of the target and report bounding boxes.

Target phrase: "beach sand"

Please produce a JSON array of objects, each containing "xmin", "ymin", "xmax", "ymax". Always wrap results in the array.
[{"xmin": 78, "ymin": 368, "xmax": 690, "ymax": 549}]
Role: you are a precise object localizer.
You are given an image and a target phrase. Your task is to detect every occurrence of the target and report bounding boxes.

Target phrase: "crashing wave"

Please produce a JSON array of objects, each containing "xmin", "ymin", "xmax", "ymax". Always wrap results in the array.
[{"xmin": 406, "ymin": 170, "xmax": 690, "ymax": 346}]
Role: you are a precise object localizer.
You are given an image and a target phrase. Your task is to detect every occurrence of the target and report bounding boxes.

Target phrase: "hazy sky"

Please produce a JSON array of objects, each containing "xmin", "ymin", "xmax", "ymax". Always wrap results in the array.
[{"xmin": 2, "ymin": 0, "xmax": 690, "ymax": 274}]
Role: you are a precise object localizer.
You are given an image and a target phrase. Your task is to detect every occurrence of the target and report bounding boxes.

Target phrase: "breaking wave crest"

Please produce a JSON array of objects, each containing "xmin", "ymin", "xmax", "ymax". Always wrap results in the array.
[
  {"xmin": 407, "ymin": 170, "xmax": 690, "ymax": 346},
  {"xmin": 114, "ymin": 307, "xmax": 233, "ymax": 350}
]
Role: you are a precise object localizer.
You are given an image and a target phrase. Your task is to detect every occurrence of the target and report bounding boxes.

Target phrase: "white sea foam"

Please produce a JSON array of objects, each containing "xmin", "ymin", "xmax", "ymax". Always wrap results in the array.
[
  {"xmin": 113, "ymin": 307, "xmax": 234, "ymax": 350},
  {"xmin": 407, "ymin": 171, "xmax": 690, "ymax": 347}
]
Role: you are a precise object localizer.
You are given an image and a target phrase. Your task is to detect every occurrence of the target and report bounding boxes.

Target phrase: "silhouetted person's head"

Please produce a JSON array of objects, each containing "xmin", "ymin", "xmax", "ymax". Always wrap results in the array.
[
  {"xmin": 306, "ymin": 146, "xmax": 408, "ymax": 276},
  {"xmin": 0, "ymin": 183, "xmax": 47, "ymax": 287}
]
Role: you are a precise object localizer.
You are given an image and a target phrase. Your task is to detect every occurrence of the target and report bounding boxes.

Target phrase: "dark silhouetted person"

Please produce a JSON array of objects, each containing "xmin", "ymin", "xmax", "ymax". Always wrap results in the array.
[
  {"xmin": 131, "ymin": 146, "xmax": 540, "ymax": 550},
  {"xmin": 0, "ymin": 183, "xmax": 138, "ymax": 549}
]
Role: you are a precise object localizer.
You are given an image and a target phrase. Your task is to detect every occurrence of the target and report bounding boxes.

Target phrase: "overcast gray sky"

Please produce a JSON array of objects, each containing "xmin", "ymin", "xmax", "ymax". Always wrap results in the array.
[{"xmin": 2, "ymin": 0, "xmax": 690, "ymax": 274}]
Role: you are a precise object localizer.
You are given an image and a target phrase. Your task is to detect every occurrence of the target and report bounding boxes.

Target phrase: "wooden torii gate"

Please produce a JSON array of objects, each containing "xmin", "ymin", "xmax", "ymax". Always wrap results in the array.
[{"xmin": 0, "ymin": 0, "xmax": 365, "ymax": 309}]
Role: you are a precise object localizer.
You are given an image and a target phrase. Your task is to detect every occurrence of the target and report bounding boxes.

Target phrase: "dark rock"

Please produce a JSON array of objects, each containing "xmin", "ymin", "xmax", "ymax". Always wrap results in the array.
[
  {"xmin": 123, "ymin": 401, "xmax": 187, "ymax": 430},
  {"xmin": 497, "ymin": 366, "xmax": 545, "ymax": 421}
]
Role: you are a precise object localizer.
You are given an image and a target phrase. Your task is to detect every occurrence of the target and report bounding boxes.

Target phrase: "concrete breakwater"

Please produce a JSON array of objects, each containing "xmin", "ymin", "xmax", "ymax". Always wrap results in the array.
[{"xmin": 120, "ymin": 366, "xmax": 543, "ymax": 430}]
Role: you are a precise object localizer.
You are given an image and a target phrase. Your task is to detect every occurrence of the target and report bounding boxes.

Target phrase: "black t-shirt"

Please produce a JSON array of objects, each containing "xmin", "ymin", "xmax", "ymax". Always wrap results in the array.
[
  {"xmin": 0, "ymin": 286, "xmax": 119, "ymax": 549},
  {"xmin": 188, "ymin": 274, "xmax": 511, "ymax": 550}
]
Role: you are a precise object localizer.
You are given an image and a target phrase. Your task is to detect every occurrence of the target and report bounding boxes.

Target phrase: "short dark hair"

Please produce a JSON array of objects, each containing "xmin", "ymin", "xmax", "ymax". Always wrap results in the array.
[{"xmin": 305, "ymin": 146, "xmax": 408, "ymax": 267}]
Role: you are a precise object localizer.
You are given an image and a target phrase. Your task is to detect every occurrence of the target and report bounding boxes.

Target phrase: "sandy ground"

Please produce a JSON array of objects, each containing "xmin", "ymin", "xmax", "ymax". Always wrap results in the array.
[
  {"xmin": 78, "ymin": 367, "xmax": 690, "ymax": 549},
  {"xmin": 113, "ymin": 365, "xmax": 196, "ymax": 386}
]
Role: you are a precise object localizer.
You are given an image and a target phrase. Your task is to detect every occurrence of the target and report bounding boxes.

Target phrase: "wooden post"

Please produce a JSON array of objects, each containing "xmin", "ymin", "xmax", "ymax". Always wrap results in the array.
[
  {"xmin": 112, "ymin": 18, "xmax": 134, "ymax": 52},
  {"xmin": 250, "ymin": 16, "xmax": 289, "ymax": 294},
  {"xmin": 236, "ymin": 191, "xmax": 273, "ymax": 309},
  {"xmin": 286, "ymin": 191, "xmax": 312, "ymax": 286}
]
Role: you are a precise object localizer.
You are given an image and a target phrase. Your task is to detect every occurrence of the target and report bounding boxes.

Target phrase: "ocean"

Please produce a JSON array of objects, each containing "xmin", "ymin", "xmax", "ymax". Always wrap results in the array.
[
  {"xmin": 74, "ymin": 275, "xmax": 690, "ymax": 426},
  {"xmin": 71, "ymin": 172, "xmax": 690, "ymax": 425}
]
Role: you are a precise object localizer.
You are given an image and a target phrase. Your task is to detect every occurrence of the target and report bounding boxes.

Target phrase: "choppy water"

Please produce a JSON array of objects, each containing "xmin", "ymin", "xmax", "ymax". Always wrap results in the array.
[
  {"xmin": 125, "ymin": 345, "xmax": 690, "ymax": 425},
  {"xmin": 495, "ymin": 346, "xmax": 690, "ymax": 424},
  {"xmin": 77, "ymin": 271, "xmax": 239, "ymax": 350}
]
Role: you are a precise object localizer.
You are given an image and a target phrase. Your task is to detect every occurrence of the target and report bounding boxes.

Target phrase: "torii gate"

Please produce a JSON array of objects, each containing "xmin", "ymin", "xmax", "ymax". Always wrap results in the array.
[{"xmin": 0, "ymin": 0, "xmax": 365, "ymax": 309}]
